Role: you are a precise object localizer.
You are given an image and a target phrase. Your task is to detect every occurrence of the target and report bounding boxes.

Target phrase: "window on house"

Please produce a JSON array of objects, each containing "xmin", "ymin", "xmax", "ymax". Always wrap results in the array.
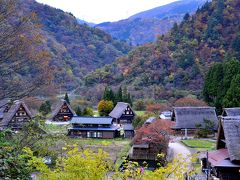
[{"xmin": 97, "ymin": 132, "xmax": 103, "ymax": 138}]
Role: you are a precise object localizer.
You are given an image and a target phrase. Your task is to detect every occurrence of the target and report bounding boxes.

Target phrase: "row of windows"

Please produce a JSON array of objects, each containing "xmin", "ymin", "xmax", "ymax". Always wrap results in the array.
[
  {"xmin": 87, "ymin": 132, "xmax": 103, "ymax": 138},
  {"xmin": 15, "ymin": 112, "xmax": 26, "ymax": 116}
]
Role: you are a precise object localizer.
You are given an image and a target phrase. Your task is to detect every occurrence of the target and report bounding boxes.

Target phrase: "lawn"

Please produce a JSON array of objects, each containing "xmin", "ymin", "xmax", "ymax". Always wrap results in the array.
[
  {"xmin": 135, "ymin": 111, "xmax": 146, "ymax": 116},
  {"xmin": 181, "ymin": 139, "xmax": 216, "ymax": 151},
  {"xmin": 44, "ymin": 124, "xmax": 69, "ymax": 134},
  {"xmin": 42, "ymin": 124, "xmax": 131, "ymax": 166}
]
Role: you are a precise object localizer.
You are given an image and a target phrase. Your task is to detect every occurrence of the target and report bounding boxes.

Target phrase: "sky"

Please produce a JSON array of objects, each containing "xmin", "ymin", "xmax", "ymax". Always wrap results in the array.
[{"xmin": 36, "ymin": 0, "xmax": 179, "ymax": 24}]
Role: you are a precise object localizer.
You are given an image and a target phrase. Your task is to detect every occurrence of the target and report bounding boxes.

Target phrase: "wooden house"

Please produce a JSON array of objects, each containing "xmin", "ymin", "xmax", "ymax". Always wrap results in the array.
[
  {"xmin": 51, "ymin": 100, "xmax": 76, "ymax": 121},
  {"xmin": 109, "ymin": 102, "xmax": 135, "ymax": 138},
  {"xmin": 171, "ymin": 107, "xmax": 218, "ymax": 136},
  {"xmin": 0, "ymin": 100, "xmax": 33, "ymax": 130},
  {"xmin": 68, "ymin": 117, "xmax": 119, "ymax": 139},
  {"xmin": 206, "ymin": 116, "xmax": 240, "ymax": 179},
  {"xmin": 222, "ymin": 108, "xmax": 240, "ymax": 116}
]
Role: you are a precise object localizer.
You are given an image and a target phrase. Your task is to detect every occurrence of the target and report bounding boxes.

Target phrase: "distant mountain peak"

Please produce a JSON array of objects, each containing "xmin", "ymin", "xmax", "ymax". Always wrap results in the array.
[{"xmin": 95, "ymin": 0, "xmax": 209, "ymax": 45}]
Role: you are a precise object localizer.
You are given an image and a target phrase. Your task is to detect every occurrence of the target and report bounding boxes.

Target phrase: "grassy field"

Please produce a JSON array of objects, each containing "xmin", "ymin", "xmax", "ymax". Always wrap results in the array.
[
  {"xmin": 43, "ymin": 124, "xmax": 131, "ymax": 166},
  {"xmin": 181, "ymin": 139, "xmax": 216, "ymax": 151},
  {"xmin": 135, "ymin": 111, "xmax": 146, "ymax": 116},
  {"xmin": 44, "ymin": 124, "xmax": 70, "ymax": 134}
]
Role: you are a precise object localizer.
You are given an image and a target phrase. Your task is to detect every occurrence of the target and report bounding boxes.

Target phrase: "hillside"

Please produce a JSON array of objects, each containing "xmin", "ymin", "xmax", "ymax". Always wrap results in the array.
[
  {"xmin": 18, "ymin": 0, "xmax": 131, "ymax": 90},
  {"xmin": 95, "ymin": 0, "xmax": 208, "ymax": 45},
  {"xmin": 85, "ymin": 0, "xmax": 240, "ymax": 100}
]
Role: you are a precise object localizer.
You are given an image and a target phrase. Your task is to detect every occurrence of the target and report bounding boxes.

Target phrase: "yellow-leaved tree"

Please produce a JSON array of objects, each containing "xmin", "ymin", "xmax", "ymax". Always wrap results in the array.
[{"xmin": 33, "ymin": 147, "xmax": 111, "ymax": 180}]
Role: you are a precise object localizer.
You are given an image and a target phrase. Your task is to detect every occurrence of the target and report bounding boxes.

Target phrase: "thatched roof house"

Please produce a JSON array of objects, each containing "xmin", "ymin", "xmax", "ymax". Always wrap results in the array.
[
  {"xmin": 222, "ymin": 108, "xmax": 240, "ymax": 117},
  {"xmin": 0, "ymin": 100, "xmax": 33, "ymax": 130},
  {"xmin": 206, "ymin": 116, "xmax": 240, "ymax": 179},
  {"xmin": 51, "ymin": 99, "xmax": 76, "ymax": 121},
  {"xmin": 171, "ymin": 107, "xmax": 218, "ymax": 130},
  {"xmin": 109, "ymin": 102, "xmax": 135, "ymax": 119},
  {"xmin": 217, "ymin": 116, "xmax": 240, "ymax": 162}
]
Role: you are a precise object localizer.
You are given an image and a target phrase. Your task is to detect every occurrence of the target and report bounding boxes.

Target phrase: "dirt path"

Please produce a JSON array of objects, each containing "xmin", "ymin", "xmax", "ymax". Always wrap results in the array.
[{"xmin": 168, "ymin": 142, "xmax": 191, "ymax": 161}]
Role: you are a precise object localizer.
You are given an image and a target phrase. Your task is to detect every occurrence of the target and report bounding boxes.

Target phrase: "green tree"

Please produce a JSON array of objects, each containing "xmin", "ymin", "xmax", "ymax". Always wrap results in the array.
[
  {"xmin": 203, "ymin": 63, "xmax": 224, "ymax": 107},
  {"xmin": 75, "ymin": 106, "xmax": 82, "ymax": 116},
  {"xmin": 64, "ymin": 92, "xmax": 70, "ymax": 104},
  {"xmin": 97, "ymin": 100, "xmax": 114, "ymax": 116},
  {"xmin": 39, "ymin": 101, "xmax": 51, "ymax": 116},
  {"xmin": 103, "ymin": 86, "xmax": 115, "ymax": 102},
  {"xmin": 116, "ymin": 86, "xmax": 123, "ymax": 102},
  {"xmin": 223, "ymin": 74, "xmax": 240, "ymax": 107},
  {"xmin": 82, "ymin": 107, "xmax": 94, "ymax": 117}
]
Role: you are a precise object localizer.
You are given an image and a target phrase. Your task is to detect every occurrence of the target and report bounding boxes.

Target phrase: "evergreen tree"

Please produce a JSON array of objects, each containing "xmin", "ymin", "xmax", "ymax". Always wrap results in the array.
[
  {"xmin": 127, "ymin": 93, "xmax": 133, "ymax": 106},
  {"xmin": 223, "ymin": 74, "xmax": 240, "ymax": 107},
  {"xmin": 103, "ymin": 87, "xmax": 115, "ymax": 102},
  {"xmin": 122, "ymin": 86, "xmax": 128, "ymax": 102},
  {"xmin": 64, "ymin": 93, "xmax": 70, "ymax": 104},
  {"xmin": 75, "ymin": 106, "xmax": 82, "ymax": 116},
  {"xmin": 116, "ymin": 86, "xmax": 123, "ymax": 102},
  {"xmin": 39, "ymin": 101, "xmax": 51, "ymax": 116}
]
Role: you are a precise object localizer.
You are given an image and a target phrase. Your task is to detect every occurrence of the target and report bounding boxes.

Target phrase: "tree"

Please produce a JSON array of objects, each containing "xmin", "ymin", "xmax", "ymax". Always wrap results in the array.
[
  {"xmin": 75, "ymin": 106, "xmax": 82, "ymax": 116},
  {"xmin": 39, "ymin": 100, "xmax": 51, "ymax": 116},
  {"xmin": 103, "ymin": 86, "xmax": 115, "ymax": 102},
  {"xmin": 146, "ymin": 103, "xmax": 169, "ymax": 115},
  {"xmin": 223, "ymin": 74, "xmax": 240, "ymax": 107},
  {"xmin": 97, "ymin": 100, "xmax": 114, "ymax": 116},
  {"xmin": 0, "ymin": 119, "xmax": 49, "ymax": 179},
  {"xmin": 0, "ymin": 0, "xmax": 51, "ymax": 100},
  {"xmin": 37, "ymin": 148, "xmax": 110, "ymax": 180},
  {"xmin": 116, "ymin": 86, "xmax": 123, "ymax": 102},
  {"xmin": 64, "ymin": 93, "xmax": 70, "ymax": 104},
  {"xmin": 134, "ymin": 100, "xmax": 146, "ymax": 111},
  {"xmin": 174, "ymin": 97, "xmax": 207, "ymax": 107},
  {"xmin": 82, "ymin": 107, "xmax": 94, "ymax": 117}
]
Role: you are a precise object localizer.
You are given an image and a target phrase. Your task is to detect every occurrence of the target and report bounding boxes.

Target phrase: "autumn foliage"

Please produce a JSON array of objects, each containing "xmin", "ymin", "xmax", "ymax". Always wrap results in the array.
[
  {"xmin": 97, "ymin": 100, "xmax": 114, "ymax": 116},
  {"xmin": 146, "ymin": 103, "xmax": 170, "ymax": 114},
  {"xmin": 174, "ymin": 97, "xmax": 207, "ymax": 107},
  {"xmin": 133, "ymin": 119, "xmax": 175, "ymax": 155}
]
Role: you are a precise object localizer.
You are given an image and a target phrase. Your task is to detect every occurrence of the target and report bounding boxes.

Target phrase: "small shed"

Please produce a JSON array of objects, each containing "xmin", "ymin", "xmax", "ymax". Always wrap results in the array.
[
  {"xmin": 144, "ymin": 117, "xmax": 157, "ymax": 125},
  {"xmin": 122, "ymin": 124, "xmax": 134, "ymax": 138}
]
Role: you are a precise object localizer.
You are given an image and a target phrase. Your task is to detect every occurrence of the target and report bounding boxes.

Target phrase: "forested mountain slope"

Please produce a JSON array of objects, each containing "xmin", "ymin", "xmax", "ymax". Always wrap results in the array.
[
  {"xmin": 85, "ymin": 0, "xmax": 240, "ymax": 99},
  {"xmin": 18, "ymin": 0, "xmax": 131, "ymax": 90},
  {"xmin": 95, "ymin": 0, "xmax": 208, "ymax": 45}
]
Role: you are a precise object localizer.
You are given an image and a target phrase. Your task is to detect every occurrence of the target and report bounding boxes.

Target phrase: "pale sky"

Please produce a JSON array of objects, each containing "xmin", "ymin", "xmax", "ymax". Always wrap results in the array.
[{"xmin": 36, "ymin": 0, "xmax": 179, "ymax": 23}]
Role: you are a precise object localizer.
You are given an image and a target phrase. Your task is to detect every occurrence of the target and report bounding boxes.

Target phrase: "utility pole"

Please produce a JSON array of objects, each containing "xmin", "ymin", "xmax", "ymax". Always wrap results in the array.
[{"xmin": 206, "ymin": 150, "xmax": 209, "ymax": 180}]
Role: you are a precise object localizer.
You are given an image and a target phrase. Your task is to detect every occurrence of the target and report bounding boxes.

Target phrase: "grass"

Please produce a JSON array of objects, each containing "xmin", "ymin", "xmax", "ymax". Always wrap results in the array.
[
  {"xmin": 135, "ymin": 111, "xmax": 146, "ymax": 116},
  {"xmin": 44, "ymin": 124, "xmax": 69, "ymax": 134},
  {"xmin": 181, "ymin": 139, "xmax": 215, "ymax": 151}
]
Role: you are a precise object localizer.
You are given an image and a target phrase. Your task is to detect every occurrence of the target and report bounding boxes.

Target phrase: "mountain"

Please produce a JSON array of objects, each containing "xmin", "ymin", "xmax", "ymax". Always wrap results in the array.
[
  {"xmin": 18, "ymin": 0, "xmax": 131, "ymax": 90},
  {"xmin": 85, "ymin": 0, "xmax": 240, "ymax": 100},
  {"xmin": 95, "ymin": 0, "xmax": 208, "ymax": 45},
  {"xmin": 77, "ymin": 18, "xmax": 95, "ymax": 27}
]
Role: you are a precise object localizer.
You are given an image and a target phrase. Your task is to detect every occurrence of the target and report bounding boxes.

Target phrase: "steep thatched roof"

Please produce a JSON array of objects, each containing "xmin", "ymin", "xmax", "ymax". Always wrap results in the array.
[
  {"xmin": 171, "ymin": 107, "xmax": 218, "ymax": 130},
  {"xmin": 109, "ymin": 102, "xmax": 135, "ymax": 119},
  {"xmin": 0, "ymin": 101, "xmax": 33, "ymax": 128},
  {"xmin": 220, "ymin": 117, "xmax": 240, "ymax": 162},
  {"xmin": 222, "ymin": 108, "xmax": 240, "ymax": 116},
  {"xmin": 51, "ymin": 99, "xmax": 76, "ymax": 119}
]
